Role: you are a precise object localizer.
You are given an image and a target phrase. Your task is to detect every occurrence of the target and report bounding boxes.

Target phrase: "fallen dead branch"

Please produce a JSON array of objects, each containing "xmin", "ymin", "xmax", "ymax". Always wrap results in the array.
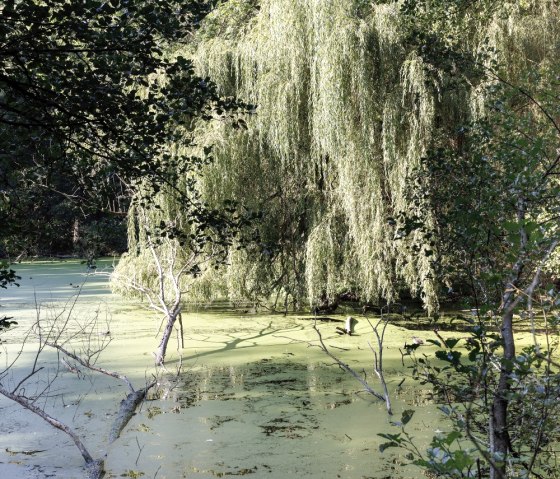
[
  {"xmin": 109, "ymin": 384, "xmax": 155, "ymax": 443},
  {"xmin": 46, "ymin": 341, "xmax": 157, "ymax": 443},
  {"xmin": 47, "ymin": 342, "xmax": 135, "ymax": 393},
  {"xmin": 0, "ymin": 383, "xmax": 106, "ymax": 479},
  {"xmin": 0, "ymin": 297, "xmax": 157, "ymax": 478}
]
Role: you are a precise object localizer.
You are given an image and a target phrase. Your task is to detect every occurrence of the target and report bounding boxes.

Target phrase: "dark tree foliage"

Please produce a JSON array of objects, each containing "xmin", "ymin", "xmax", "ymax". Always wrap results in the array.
[
  {"xmin": 0, "ymin": 263, "xmax": 18, "ymax": 334},
  {"xmin": 0, "ymin": 262, "xmax": 18, "ymax": 289},
  {"xmin": 0, "ymin": 0, "xmax": 245, "ymax": 256}
]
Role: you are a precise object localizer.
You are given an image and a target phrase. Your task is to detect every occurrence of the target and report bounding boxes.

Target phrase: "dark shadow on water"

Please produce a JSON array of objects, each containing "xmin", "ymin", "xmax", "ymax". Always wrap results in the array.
[{"xmin": 167, "ymin": 320, "xmax": 305, "ymax": 364}]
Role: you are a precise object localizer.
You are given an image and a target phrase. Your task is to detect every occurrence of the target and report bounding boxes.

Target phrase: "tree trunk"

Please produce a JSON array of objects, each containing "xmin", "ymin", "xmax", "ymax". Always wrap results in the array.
[
  {"xmin": 490, "ymin": 308, "xmax": 516, "ymax": 478},
  {"xmin": 489, "ymin": 200, "xmax": 527, "ymax": 479},
  {"xmin": 178, "ymin": 312, "xmax": 184, "ymax": 349},
  {"xmin": 72, "ymin": 218, "xmax": 80, "ymax": 245},
  {"xmin": 154, "ymin": 311, "xmax": 178, "ymax": 366}
]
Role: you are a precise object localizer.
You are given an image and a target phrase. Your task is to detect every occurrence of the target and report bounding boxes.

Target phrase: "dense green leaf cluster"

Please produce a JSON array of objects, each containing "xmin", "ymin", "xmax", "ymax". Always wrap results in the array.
[
  {"xmin": 0, "ymin": 0, "xmax": 245, "ymax": 256},
  {"xmin": 390, "ymin": 301, "xmax": 560, "ymax": 478}
]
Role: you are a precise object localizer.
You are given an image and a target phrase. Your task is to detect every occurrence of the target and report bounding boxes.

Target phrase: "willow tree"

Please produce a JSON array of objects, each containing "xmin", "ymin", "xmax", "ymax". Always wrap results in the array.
[
  {"xmin": 116, "ymin": 3, "xmax": 560, "ymax": 470},
  {"xmin": 192, "ymin": 2, "xmax": 559, "ymax": 475},
  {"xmin": 174, "ymin": 1, "xmax": 467, "ymax": 312},
  {"xmin": 122, "ymin": 0, "xmax": 558, "ymax": 316},
  {"xmin": 181, "ymin": 0, "xmax": 558, "ymax": 313}
]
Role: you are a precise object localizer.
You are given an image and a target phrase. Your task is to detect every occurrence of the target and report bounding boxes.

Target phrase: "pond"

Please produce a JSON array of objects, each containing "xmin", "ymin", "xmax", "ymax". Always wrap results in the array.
[{"xmin": 0, "ymin": 260, "xmax": 438, "ymax": 479}]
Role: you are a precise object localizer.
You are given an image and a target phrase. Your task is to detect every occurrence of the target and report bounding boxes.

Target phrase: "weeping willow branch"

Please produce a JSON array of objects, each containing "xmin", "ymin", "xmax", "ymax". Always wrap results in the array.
[
  {"xmin": 117, "ymin": 0, "xmax": 559, "ymax": 318},
  {"xmin": 180, "ymin": 0, "xmax": 559, "ymax": 313}
]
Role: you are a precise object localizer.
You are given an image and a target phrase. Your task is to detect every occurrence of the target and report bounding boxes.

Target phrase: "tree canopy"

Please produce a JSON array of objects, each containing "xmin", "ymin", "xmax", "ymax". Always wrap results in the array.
[
  {"xmin": 0, "ymin": 0, "xmax": 243, "ymax": 257},
  {"xmin": 166, "ymin": 0, "xmax": 559, "ymax": 312},
  {"xmin": 1, "ymin": 1, "xmax": 560, "ymax": 476}
]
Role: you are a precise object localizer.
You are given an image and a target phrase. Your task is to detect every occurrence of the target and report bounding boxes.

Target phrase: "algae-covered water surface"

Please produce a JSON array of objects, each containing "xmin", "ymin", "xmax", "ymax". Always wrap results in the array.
[{"xmin": 0, "ymin": 260, "xmax": 439, "ymax": 478}]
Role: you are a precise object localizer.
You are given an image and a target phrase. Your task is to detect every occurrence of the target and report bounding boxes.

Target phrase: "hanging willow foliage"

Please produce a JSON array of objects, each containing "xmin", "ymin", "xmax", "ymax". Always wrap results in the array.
[
  {"xmin": 121, "ymin": 0, "xmax": 559, "ymax": 313},
  {"xmin": 191, "ymin": 0, "xmax": 560, "ymax": 313}
]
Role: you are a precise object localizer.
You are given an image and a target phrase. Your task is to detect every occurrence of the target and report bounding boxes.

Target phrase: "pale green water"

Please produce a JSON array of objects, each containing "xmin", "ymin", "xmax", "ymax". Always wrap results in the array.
[{"xmin": 0, "ymin": 260, "xmax": 438, "ymax": 479}]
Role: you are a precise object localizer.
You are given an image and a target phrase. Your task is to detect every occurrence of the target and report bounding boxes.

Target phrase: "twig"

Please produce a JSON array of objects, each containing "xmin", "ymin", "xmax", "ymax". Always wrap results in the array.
[
  {"xmin": 46, "ymin": 342, "xmax": 135, "ymax": 393},
  {"xmin": 312, "ymin": 321, "xmax": 386, "ymax": 403},
  {"xmin": 135, "ymin": 436, "xmax": 145, "ymax": 466},
  {"xmin": 367, "ymin": 315, "xmax": 393, "ymax": 415}
]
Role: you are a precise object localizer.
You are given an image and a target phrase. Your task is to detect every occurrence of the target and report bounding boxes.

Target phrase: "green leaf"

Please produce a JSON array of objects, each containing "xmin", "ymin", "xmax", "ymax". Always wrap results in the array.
[
  {"xmin": 443, "ymin": 430, "xmax": 462, "ymax": 445},
  {"xmin": 378, "ymin": 433, "xmax": 401, "ymax": 442},
  {"xmin": 444, "ymin": 338, "xmax": 460, "ymax": 349},
  {"xmin": 379, "ymin": 441, "xmax": 398, "ymax": 453},
  {"xmin": 401, "ymin": 409, "xmax": 415, "ymax": 425},
  {"xmin": 435, "ymin": 350, "xmax": 462, "ymax": 364}
]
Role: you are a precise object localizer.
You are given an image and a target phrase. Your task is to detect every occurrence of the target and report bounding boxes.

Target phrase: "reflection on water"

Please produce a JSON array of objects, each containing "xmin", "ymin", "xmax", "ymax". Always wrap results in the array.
[
  {"xmin": 171, "ymin": 359, "xmax": 357, "ymax": 410},
  {"xmin": 123, "ymin": 357, "xmax": 431, "ymax": 479},
  {"xmin": 0, "ymin": 260, "xmax": 434, "ymax": 479}
]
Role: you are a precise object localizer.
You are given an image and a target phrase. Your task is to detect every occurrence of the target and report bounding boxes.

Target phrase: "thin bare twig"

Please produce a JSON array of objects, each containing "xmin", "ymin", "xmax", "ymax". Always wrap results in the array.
[
  {"xmin": 312, "ymin": 320, "xmax": 387, "ymax": 403},
  {"xmin": 46, "ymin": 342, "xmax": 135, "ymax": 393}
]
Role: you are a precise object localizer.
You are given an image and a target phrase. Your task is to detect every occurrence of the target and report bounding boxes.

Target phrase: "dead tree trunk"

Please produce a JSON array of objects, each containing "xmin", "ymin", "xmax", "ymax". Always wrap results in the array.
[{"xmin": 154, "ymin": 308, "xmax": 180, "ymax": 366}]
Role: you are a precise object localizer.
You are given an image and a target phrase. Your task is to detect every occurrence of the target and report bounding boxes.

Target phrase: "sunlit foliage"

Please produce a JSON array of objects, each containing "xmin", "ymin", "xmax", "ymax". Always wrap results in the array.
[{"xmin": 124, "ymin": 0, "xmax": 559, "ymax": 312}]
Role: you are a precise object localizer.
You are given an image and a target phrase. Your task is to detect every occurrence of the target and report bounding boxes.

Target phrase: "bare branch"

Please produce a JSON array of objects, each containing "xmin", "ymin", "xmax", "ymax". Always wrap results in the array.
[
  {"xmin": 0, "ymin": 384, "xmax": 104, "ymax": 477},
  {"xmin": 46, "ymin": 342, "xmax": 135, "ymax": 394},
  {"xmin": 367, "ymin": 315, "xmax": 392, "ymax": 415},
  {"xmin": 312, "ymin": 321, "xmax": 387, "ymax": 403}
]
